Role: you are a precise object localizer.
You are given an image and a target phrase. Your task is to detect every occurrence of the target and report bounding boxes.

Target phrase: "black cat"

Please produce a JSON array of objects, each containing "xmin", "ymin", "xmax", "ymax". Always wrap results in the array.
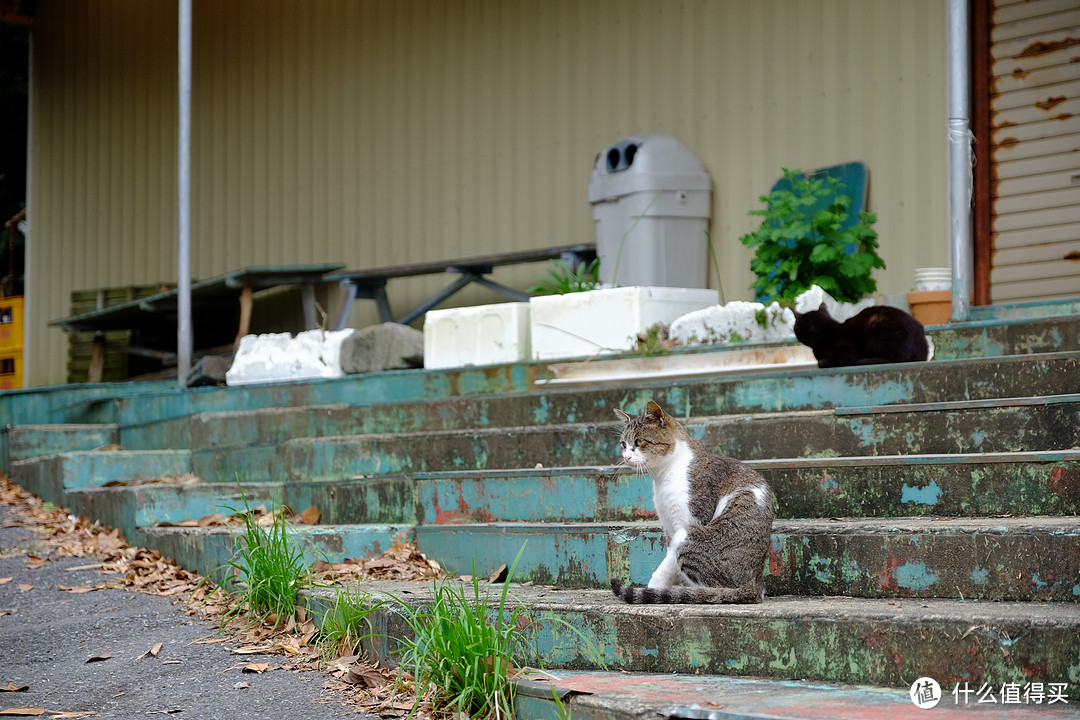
[{"xmin": 793, "ymin": 303, "xmax": 929, "ymax": 368}]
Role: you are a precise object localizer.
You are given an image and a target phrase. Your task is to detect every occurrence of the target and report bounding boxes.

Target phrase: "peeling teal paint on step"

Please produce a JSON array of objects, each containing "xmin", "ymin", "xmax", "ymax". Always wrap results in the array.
[
  {"xmin": 901, "ymin": 479, "xmax": 942, "ymax": 506},
  {"xmin": 971, "ymin": 568, "xmax": 989, "ymax": 585},
  {"xmin": 533, "ymin": 396, "xmax": 551, "ymax": 424},
  {"xmin": 894, "ymin": 562, "xmax": 939, "ymax": 592}
]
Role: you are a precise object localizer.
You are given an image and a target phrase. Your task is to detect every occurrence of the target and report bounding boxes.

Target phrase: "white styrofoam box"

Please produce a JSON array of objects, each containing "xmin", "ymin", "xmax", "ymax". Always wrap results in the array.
[
  {"xmin": 226, "ymin": 329, "xmax": 354, "ymax": 386},
  {"xmin": 530, "ymin": 286, "xmax": 719, "ymax": 360},
  {"xmin": 423, "ymin": 302, "xmax": 531, "ymax": 369}
]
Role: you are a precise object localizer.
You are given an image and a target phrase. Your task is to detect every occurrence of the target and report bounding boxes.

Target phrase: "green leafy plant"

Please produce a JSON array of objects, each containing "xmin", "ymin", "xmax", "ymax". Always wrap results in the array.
[
  {"xmin": 739, "ymin": 168, "xmax": 884, "ymax": 304},
  {"xmin": 223, "ymin": 489, "xmax": 310, "ymax": 629},
  {"xmin": 528, "ymin": 258, "xmax": 600, "ymax": 295},
  {"xmin": 318, "ymin": 585, "xmax": 385, "ymax": 661},
  {"xmin": 394, "ymin": 545, "xmax": 528, "ymax": 720}
]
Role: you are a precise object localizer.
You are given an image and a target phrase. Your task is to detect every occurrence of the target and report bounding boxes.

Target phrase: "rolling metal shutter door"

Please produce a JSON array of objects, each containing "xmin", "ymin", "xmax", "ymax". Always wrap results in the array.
[{"xmin": 989, "ymin": 0, "xmax": 1080, "ymax": 302}]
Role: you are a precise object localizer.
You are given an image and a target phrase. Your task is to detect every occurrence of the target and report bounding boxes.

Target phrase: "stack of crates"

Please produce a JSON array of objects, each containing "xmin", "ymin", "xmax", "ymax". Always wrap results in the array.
[{"xmin": 0, "ymin": 296, "xmax": 23, "ymax": 390}]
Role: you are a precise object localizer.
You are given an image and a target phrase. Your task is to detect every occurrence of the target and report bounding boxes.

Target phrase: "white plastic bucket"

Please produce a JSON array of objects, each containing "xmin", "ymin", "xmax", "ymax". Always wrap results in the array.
[{"xmin": 914, "ymin": 267, "xmax": 952, "ymax": 292}]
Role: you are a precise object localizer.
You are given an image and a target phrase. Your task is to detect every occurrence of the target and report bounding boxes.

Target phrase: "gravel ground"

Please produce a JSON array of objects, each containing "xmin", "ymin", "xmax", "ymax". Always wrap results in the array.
[{"xmin": 0, "ymin": 506, "xmax": 373, "ymax": 719}]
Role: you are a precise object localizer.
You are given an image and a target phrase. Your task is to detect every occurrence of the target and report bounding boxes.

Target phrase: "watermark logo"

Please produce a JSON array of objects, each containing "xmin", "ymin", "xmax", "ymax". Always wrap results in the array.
[
  {"xmin": 910, "ymin": 677, "xmax": 942, "ymax": 709},
  {"xmin": 909, "ymin": 677, "xmax": 1071, "ymax": 708}
]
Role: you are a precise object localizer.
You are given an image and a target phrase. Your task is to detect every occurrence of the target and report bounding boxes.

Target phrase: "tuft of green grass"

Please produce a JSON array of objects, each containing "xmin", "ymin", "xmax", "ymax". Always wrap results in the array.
[
  {"xmin": 318, "ymin": 584, "xmax": 385, "ymax": 661},
  {"xmin": 223, "ymin": 489, "xmax": 309, "ymax": 629},
  {"xmin": 395, "ymin": 545, "xmax": 528, "ymax": 720},
  {"xmin": 528, "ymin": 258, "xmax": 600, "ymax": 295}
]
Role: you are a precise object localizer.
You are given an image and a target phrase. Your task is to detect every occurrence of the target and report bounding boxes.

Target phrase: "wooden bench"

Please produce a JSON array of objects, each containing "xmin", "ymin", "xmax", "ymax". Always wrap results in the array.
[
  {"xmin": 50, "ymin": 264, "xmax": 344, "ymax": 382},
  {"xmin": 327, "ymin": 244, "xmax": 597, "ymax": 329}
]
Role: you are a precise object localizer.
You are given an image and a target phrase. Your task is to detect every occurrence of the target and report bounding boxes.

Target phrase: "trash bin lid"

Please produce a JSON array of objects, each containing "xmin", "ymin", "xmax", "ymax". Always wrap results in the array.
[{"xmin": 588, "ymin": 133, "xmax": 711, "ymax": 202}]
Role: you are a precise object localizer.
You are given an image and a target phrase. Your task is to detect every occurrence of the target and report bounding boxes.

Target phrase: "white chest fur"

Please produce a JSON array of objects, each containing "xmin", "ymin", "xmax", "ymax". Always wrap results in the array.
[{"xmin": 648, "ymin": 439, "xmax": 695, "ymax": 538}]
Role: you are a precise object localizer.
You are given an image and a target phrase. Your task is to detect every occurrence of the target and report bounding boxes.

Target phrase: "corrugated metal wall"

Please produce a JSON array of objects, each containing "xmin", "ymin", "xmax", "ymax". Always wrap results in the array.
[
  {"xmin": 989, "ymin": 0, "xmax": 1080, "ymax": 302},
  {"xmin": 28, "ymin": 0, "xmax": 949, "ymax": 387}
]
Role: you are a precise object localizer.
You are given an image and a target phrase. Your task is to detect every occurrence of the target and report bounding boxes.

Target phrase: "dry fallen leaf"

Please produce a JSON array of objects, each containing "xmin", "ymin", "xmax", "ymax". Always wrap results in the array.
[
  {"xmin": 233, "ymin": 681, "xmax": 250, "ymax": 689},
  {"xmin": 137, "ymin": 642, "xmax": 164, "ymax": 659},
  {"xmin": 0, "ymin": 709, "xmax": 45, "ymax": 716},
  {"xmin": 242, "ymin": 663, "xmax": 270, "ymax": 674},
  {"xmin": 0, "ymin": 577, "xmax": 12, "ymax": 585},
  {"xmin": 298, "ymin": 505, "xmax": 321, "ymax": 525},
  {"xmin": 488, "ymin": 563, "xmax": 508, "ymax": 584},
  {"xmin": 86, "ymin": 654, "xmax": 111, "ymax": 663},
  {"xmin": 16, "ymin": 584, "xmax": 32, "ymax": 592},
  {"xmin": 230, "ymin": 645, "xmax": 273, "ymax": 655},
  {"xmin": 56, "ymin": 584, "xmax": 102, "ymax": 594},
  {"xmin": 1, "ymin": 682, "xmax": 28, "ymax": 692}
]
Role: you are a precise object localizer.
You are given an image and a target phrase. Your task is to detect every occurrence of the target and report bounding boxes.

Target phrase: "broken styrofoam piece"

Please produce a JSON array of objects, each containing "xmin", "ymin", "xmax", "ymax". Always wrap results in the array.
[
  {"xmin": 424, "ymin": 302, "xmax": 531, "ymax": 369},
  {"xmin": 225, "ymin": 329, "xmax": 355, "ymax": 386},
  {"xmin": 669, "ymin": 286, "xmax": 875, "ymax": 346}
]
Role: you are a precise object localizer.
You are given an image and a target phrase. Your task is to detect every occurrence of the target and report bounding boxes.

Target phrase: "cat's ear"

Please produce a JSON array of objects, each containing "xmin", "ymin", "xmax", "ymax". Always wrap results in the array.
[
  {"xmin": 644, "ymin": 400, "xmax": 665, "ymax": 421},
  {"xmin": 614, "ymin": 409, "xmax": 632, "ymax": 424},
  {"xmin": 818, "ymin": 302, "xmax": 828, "ymax": 312}
]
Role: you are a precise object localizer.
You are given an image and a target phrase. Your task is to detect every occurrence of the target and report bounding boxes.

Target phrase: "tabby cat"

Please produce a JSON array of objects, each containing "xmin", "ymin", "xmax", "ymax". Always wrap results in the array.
[
  {"xmin": 609, "ymin": 401, "xmax": 774, "ymax": 604},
  {"xmin": 792, "ymin": 302, "xmax": 929, "ymax": 368}
]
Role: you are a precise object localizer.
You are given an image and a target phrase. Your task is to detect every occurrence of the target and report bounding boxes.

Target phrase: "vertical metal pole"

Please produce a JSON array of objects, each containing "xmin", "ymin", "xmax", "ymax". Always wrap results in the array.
[
  {"xmin": 177, "ymin": 0, "xmax": 193, "ymax": 386},
  {"xmin": 22, "ymin": 33, "xmax": 33, "ymax": 379},
  {"xmin": 948, "ymin": 0, "xmax": 973, "ymax": 321}
]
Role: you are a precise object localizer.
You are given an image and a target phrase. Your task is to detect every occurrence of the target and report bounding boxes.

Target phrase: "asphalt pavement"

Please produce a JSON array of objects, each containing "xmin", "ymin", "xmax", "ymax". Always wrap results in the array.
[{"xmin": 0, "ymin": 505, "xmax": 373, "ymax": 719}]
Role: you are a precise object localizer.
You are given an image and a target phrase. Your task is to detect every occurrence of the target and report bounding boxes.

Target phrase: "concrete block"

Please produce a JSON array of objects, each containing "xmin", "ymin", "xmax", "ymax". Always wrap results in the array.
[
  {"xmin": 530, "ymin": 286, "xmax": 718, "ymax": 360},
  {"xmin": 340, "ymin": 322, "xmax": 424, "ymax": 374},
  {"xmin": 423, "ymin": 303, "xmax": 531, "ymax": 369}
]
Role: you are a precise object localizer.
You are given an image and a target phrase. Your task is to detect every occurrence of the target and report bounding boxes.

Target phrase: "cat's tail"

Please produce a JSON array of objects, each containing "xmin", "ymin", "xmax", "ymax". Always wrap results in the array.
[{"xmin": 609, "ymin": 578, "xmax": 762, "ymax": 604}]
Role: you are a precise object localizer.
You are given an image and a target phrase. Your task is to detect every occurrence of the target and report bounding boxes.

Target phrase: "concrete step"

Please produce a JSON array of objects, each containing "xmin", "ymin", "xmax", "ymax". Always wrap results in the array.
[
  {"xmin": 246, "ymin": 397, "xmax": 1080, "ymax": 485},
  {"xmin": 70, "ymin": 362, "xmax": 543, "ymax": 438},
  {"xmin": 121, "ymin": 352, "xmax": 1080, "ymax": 453},
  {"xmin": 2, "ymin": 423, "xmax": 119, "ymax": 462},
  {"xmin": 64, "ymin": 476, "xmax": 416, "ymax": 544},
  {"xmin": 133, "ymin": 513, "xmax": 1080, "ymax": 601},
  {"xmin": 411, "ymin": 517, "xmax": 1080, "ymax": 601},
  {"xmin": 307, "ymin": 580, "xmax": 1080, "ymax": 688},
  {"xmin": 139, "ymin": 523, "xmax": 415, "ymax": 581},
  {"xmin": 10, "ymin": 449, "xmax": 192, "ymax": 503},
  {"xmin": 416, "ymin": 451, "xmax": 1080, "ymax": 522},
  {"xmin": 513, "ymin": 670, "xmax": 1080, "ymax": 720},
  {"xmin": 66, "ymin": 481, "xmax": 286, "ymax": 545}
]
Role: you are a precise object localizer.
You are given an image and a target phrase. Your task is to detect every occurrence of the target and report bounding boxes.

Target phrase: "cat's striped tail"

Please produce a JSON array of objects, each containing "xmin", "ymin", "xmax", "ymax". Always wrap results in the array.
[{"xmin": 609, "ymin": 578, "xmax": 762, "ymax": 604}]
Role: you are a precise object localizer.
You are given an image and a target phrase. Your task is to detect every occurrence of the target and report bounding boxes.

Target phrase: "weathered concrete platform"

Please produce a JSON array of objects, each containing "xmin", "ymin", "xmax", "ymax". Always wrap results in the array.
[
  {"xmin": 305, "ymin": 580, "xmax": 1080, "ymax": 688},
  {"xmin": 263, "ymin": 399, "xmax": 1078, "ymax": 485},
  {"xmin": 417, "ymin": 451, "xmax": 1080, "ymax": 521},
  {"xmin": 412, "ymin": 517, "xmax": 1080, "ymax": 600},
  {"xmin": 513, "ymin": 671, "xmax": 1080, "ymax": 720},
  {"xmin": 126, "ymin": 513, "xmax": 1080, "ymax": 602}
]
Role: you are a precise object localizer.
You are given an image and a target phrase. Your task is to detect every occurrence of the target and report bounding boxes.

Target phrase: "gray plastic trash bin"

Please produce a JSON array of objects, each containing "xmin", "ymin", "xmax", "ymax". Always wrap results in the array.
[{"xmin": 587, "ymin": 134, "xmax": 711, "ymax": 288}]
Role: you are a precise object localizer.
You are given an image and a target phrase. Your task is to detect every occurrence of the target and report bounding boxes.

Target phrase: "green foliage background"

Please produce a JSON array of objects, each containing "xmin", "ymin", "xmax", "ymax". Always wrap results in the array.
[{"xmin": 739, "ymin": 168, "xmax": 884, "ymax": 304}]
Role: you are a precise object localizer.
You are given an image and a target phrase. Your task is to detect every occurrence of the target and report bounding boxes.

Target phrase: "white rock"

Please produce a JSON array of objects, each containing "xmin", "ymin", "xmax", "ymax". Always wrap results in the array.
[
  {"xmin": 669, "ymin": 286, "xmax": 875, "ymax": 347},
  {"xmin": 225, "ymin": 329, "xmax": 355, "ymax": 386}
]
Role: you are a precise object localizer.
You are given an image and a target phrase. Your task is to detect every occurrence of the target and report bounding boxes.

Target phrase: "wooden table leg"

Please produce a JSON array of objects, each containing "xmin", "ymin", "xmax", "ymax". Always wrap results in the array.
[
  {"xmin": 88, "ymin": 333, "xmax": 106, "ymax": 383},
  {"xmin": 234, "ymin": 285, "xmax": 254, "ymax": 350},
  {"xmin": 301, "ymin": 282, "xmax": 318, "ymax": 330}
]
